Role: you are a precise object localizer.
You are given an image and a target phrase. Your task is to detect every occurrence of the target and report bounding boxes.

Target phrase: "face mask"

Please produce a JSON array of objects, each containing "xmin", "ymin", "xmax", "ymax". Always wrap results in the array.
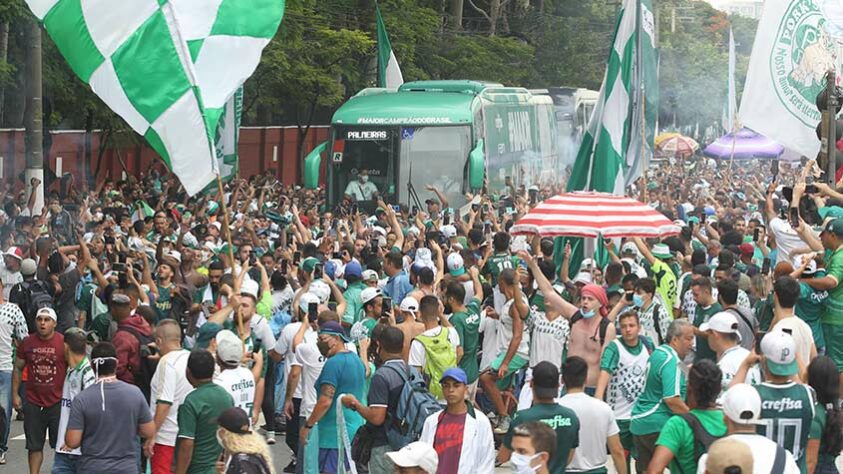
[
  {"xmin": 581, "ymin": 308, "xmax": 596, "ymax": 319},
  {"xmin": 510, "ymin": 453, "xmax": 541, "ymax": 473},
  {"xmin": 632, "ymin": 294, "xmax": 644, "ymax": 308},
  {"xmin": 317, "ymin": 340, "xmax": 331, "ymax": 357},
  {"xmin": 360, "ymin": 175, "xmax": 369, "ymax": 183}
]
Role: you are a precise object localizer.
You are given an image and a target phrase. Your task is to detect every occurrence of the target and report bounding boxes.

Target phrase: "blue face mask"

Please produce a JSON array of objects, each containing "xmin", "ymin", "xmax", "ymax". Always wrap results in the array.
[
  {"xmin": 581, "ymin": 308, "xmax": 596, "ymax": 319},
  {"xmin": 632, "ymin": 294, "xmax": 645, "ymax": 308}
]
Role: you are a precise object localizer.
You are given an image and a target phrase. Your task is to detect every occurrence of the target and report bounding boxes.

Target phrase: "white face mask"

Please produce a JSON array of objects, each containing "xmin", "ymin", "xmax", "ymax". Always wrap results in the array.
[{"xmin": 510, "ymin": 453, "xmax": 542, "ymax": 474}]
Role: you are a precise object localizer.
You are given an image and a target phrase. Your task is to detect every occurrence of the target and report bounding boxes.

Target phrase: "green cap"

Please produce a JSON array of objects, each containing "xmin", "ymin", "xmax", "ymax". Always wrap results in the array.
[
  {"xmin": 195, "ymin": 322, "xmax": 224, "ymax": 349},
  {"xmin": 606, "ymin": 284, "xmax": 624, "ymax": 296},
  {"xmin": 301, "ymin": 257, "xmax": 319, "ymax": 274},
  {"xmin": 818, "ymin": 206, "xmax": 843, "ymax": 221},
  {"xmin": 822, "ymin": 218, "xmax": 843, "ymax": 237}
]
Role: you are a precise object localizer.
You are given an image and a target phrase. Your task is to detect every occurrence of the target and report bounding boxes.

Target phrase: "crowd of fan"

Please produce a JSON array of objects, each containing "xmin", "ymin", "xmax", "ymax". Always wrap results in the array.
[{"xmin": 0, "ymin": 158, "xmax": 841, "ymax": 474}]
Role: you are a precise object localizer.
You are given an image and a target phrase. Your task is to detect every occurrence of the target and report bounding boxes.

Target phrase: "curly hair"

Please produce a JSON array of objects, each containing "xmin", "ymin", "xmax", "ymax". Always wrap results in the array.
[
  {"xmin": 688, "ymin": 359, "xmax": 722, "ymax": 409},
  {"xmin": 808, "ymin": 356, "xmax": 843, "ymax": 457},
  {"xmin": 218, "ymin": 428, "xmax": 275, "ymax": 474}
]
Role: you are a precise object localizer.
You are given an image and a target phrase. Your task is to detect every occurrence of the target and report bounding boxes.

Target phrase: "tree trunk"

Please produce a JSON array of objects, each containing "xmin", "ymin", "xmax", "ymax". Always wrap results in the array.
[
  {"xmin": 0, "ymin": 21, "xmax": 8, "ymax": 127},
  {"xmin": 449, "ymin": 0, "xmax": 464, "ymax": 29},
  {"xmin": 489, "ymin": 0, "xmax": 500, "ymax": 36},
  {"xmin": 24, "ymin": 19, "xmax": 44, "ymax": 214}
]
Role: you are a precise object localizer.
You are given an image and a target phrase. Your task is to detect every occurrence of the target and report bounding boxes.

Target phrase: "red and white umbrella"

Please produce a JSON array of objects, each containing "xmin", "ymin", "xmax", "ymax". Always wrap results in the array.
[{"xmin": 511, "ymin": 191, "xmax": 680, "ymax": 238}]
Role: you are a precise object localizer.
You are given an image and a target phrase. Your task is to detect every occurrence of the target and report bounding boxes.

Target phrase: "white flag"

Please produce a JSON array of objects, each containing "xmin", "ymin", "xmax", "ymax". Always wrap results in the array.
[
  {"xmin": 724, "ymin": 28, "xmax": 737, "ymax": 133},
  {"xmin": 740, "ymin": 0, "xmax": 836, "ymax": 158}
]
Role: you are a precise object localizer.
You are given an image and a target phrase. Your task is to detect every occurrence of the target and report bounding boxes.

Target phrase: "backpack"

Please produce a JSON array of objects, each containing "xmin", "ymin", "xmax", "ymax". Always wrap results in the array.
[
  {"xmin": 10, "ymin": 280, "xmax": 54, "ymax": 333},
  {"xmin": 115, "ymin": 325, "xmax": 158, "ymax": 402},
  {"xmin": 679, "ymin": 412, "xmax": 724, "ymax": 473},
  {"xmin": 225, "ymin": 452, "xmax": 271, "ymax": 474},
  {"xmin": 384, "ymin": 364, "xmax": 442, "ymax": 450},
  {"xmin": 651, "ymin": 303, "xmax": 665, "ymax": 345},
  {"xmin": 414, "ymin": 327, "xmax": 457, "ymax": 399},
  {"xmin": 570, "ymin": 312, "xmax": 611, "ymax": 346}
]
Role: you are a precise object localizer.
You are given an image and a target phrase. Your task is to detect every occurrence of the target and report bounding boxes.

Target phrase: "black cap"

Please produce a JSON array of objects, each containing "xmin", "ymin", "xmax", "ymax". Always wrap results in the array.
[
  {"xmin": 531, "ymin": 361, "xmax": 560, "ymax": 399},
  {"xmin": 216, "ymin": 407, "xmax": 252, "ymax": 434}
]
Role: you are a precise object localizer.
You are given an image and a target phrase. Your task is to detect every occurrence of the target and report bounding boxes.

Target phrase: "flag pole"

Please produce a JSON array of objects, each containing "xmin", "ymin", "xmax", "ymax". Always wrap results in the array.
[{"xmin": 216, "ymin": 174, "xmax": 246, "ymax": 341}]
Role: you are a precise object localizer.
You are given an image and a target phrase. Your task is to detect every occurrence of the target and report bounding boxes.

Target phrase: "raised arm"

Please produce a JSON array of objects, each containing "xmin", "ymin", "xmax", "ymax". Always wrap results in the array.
[{"xmin": 518, "ymin": 250, "xmax": 578, "ymax": 319}]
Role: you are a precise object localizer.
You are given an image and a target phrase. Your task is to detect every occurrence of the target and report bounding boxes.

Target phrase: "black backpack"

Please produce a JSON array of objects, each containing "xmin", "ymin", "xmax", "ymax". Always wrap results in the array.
[
  {"xmin": 225, "ymin": 453, "xmax": 271, "ymax": 474},
  {"xmin": 570, "ymin": 312, "xmax": 611, "ymax": 346},
  {"xmin": 679, "ymin": 412, "xmax": 724, "ymax": 473},
  {"xmin": 115, "ymin": 325, "xmax": 157, "ymax": 402},
  {"xmin": 10, "ymin": 280, "xmax": 54, "ymax": 333}
]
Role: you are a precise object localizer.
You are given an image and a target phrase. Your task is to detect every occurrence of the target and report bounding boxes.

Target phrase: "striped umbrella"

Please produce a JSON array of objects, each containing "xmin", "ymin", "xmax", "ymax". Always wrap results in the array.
[
  {"xmin": 511, "ymin": 192, "xmax": 680, "ymax": 238},
  {"xmin": 703, "ymin": 128, "xmax": 784, "ymax": 160},
  {"xmin": 655, "ymin": 133, "xmax": 699, "ymax": 157}
]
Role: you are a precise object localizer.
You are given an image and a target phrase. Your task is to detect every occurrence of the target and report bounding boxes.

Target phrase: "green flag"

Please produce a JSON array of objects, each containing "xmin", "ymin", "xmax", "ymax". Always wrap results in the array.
[{"xmin": 376, "ymin": 2, "xmax": 403, "ymax": 88}]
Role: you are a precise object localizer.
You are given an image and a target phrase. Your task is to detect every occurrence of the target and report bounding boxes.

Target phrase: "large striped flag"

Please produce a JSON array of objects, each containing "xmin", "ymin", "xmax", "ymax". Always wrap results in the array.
[
  {"xmin": 376, "ymin": 2, "xmax": 403, "ymax": 89},
  {"xmin": 24, "ymin": 0, "xmax": 284, "ymax": 195}
]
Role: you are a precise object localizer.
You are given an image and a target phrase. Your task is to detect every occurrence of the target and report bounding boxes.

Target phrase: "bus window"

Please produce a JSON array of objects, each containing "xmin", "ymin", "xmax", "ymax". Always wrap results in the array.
[
  {"xmin": 398, "ymin": 126, "xmax": 471, "ymax": 208},
  {"xmin": 332, "ymin": 128, "xmax": 395, "ymax": 204}
]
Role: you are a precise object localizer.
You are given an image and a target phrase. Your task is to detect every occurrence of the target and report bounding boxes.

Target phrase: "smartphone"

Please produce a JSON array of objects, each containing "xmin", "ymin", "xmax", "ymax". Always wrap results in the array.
[
  {"xmin": 371, "ymin": 240, "xmax": 378, "ymax": 253},
  {"xmin": 688, "ymin": 221, "xmax": 694, "ymax": 233},
  {"xmin": 280, "ymin": 259, "xmax": 289, "ymax": 275},
  {"xmin": 307, "ymin": 302, "xmax": 318, "ymax": 321},
  {"xmin": 248, "ymin": 251, "xmax": 257, "ymax": 266},
  {"xmin": 350, "ymin": 203, "xmax": 359, "ymax": 215},
  {"xmin": 332, "ymin": 252, "xmax": 341, "ymax": 260},
  {"xmin": 313, "ymin": 263, "xmax": 323, "ymax": 279},
  {"xmin": 700, "ymin": 213, "xmax": 707, "ymax": 224},
  {"xmin": 528, "ymin": 189, "xmax": 538, "ymax": 205},
  {"xmin": 332, "ymin": 218, "xmax": 338, "ymax": 229},
  {"xmin": 293, "ymin": 251, "xmax": 301, "ymax": 265},
  {"xmin": 753, "ymin": 228, "xmax": 760, "ymax": 242},
  {"xmin": 755, "ymin": 331, "xmax": 767, "ymax": 354},
  {"xmin": 789, "ymin": 207, "xmax": 800, "ymax": 229},
  {"xmin": 411, "ymin": 205, "xmax": 418, "ymax": 217},
  {"xmin": 505, "ymin": 176, "xmax": 512, "ymax": 185},
  {"xmin": 761, "ymin": 257, "xmax": 771, "ymax": 275},
  {"xmin": 443, "ymin": 213, "xmax": 450, "ymax": 225},
  {"xmin": 112, "ymin": 262, "xmax": 127, "ymax": 273},
  {"xmin": 484, "ymin": 222, "xmax": 492, "ymax": 234},
  {"xmin": 771, "ymin": 159, "xmax": 780, "ymax": 179},
  {"xmin": 382, "ymin": 297, "xmax": 392, "ymax": 316},
  {"xmin": 806, "ymin": 184, "xmax": 819, "ymax": 194},
  {"xmin": 625, "ymin": 292, "xmax": 634, "ymax": 302},
  {"xmin": 328, "ymin": 302, "xmax": 337, "ymax": 312}
]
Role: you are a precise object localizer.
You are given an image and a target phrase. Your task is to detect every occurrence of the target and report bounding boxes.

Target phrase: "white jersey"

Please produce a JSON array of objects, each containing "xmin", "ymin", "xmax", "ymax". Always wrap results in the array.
[
  {"xmin": 214, "ymin": 367, "xmax": 256, "ymax": 415},
  {"xmin": 606, "ymin": 339, "xmax": 650, "ymax": 420},
  {"xmin": 294, "ymin": 332, "xmax": 357, "ymax": 418},
  {"xmin": 149, "ymin": 349, "xmax": 193, "ymax": 446},
  {"xmin": 558, "ymin": 393, "xmax": 619, "ymax": 472},
  {"xmin": 496, "ymin": 296, "xmax": 530, "ymax": 359},
  {"xmin": 479, "ymin": 314, "xmax": 499, "ymax": 372},
  {"xmin": 718, "ymin": 345, "xmax": 760, "ymax": 392},
  {"xmin": 275, "ymin": 322, "xmax": 305, "ymax": 399},
  {"xmin": 57, "ymin": 358, "xmax": 95, "ymax": 455},
  {"xmin": 528, "ymin": 311, "xmax": 569, "ymax": 369}
]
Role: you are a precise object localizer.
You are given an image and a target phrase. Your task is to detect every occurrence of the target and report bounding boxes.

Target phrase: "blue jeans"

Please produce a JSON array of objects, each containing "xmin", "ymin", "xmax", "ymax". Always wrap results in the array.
[
  {"xmin": 0, "ymin": 371, "xmax": 12, "ymax": 454},
  {"xmin": 51, "ymin": 452, "xmax": 80, "ymax": 474}
]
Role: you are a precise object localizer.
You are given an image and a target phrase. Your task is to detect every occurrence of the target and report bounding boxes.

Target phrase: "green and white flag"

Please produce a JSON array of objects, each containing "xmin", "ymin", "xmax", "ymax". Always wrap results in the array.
[
  {"xmin": 24, "ymin": 0, "xmax": 284, "ymax": 195},
  {"xmin": 567, "ymin": 0, "xmax": 657, "ymax": 194},
  {"xmin": 376, "ymin": 2, "xmax": 403, "ymax": 89},
  {"xmin": 215, "ymin": 87, "xmax": 243, "ymax": 183}
]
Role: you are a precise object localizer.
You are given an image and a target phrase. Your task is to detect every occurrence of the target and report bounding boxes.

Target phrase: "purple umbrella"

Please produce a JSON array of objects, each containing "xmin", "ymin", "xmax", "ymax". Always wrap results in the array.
[{"xmin": 703, "ymin": 128, "xmax": 785, "ymax": 160}]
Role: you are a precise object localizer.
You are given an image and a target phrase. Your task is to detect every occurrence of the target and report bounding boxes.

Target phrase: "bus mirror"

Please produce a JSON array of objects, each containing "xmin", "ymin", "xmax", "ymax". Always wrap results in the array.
[
  {"xmin": 468, "ymin": 139, "xmax": 485, "ymax": 191},
  {"xmin": 303, "ymin": 141, "xmax": 327, "ymax": 189}
]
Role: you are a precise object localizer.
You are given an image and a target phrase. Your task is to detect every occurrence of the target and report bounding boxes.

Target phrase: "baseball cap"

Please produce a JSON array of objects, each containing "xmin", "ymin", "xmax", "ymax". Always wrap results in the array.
[
  {"xmin": 216, "ymin": 407, "xmax": 252, "ymax": 434},
  {"xmin": 112, "ymin": 293, "xmax": 131, "ymax": 305},
  {"xmin": 318, "ymin": 321, "xmax": 351, "ymax": 342},
  {"xmin": 301, "ymin": 257, "xmax": 319, "ymax": 274},
  {"xmin": 573, "ymin": 272, "xmax": 592, "ymax": 285},
  {"xmin": 722, "ymin": 383, "xmax": 761, "ymax": 424},
  {"xmin": 386, "ymin": 441, "xmax": 439, "ymax": 474},
  {"xmin": 20, "ymin": 258, "xmax": 36, "ymax": 276},
  {"xmin": 738, "ymin": 243, "xmax": 755, "ymax": 257},
  {"xmin": 36, "ymin": 307, "xmax": 57, "ymax": 321},
  {"xmin": 652, "ymin": 243, "xmax": 672, "ymax": 259},
  {"xmin": 822, "ymin": 218, "xmax": 843, "ymax": 237},
  {"xmin": 446, "ymin": 253, "xmax": 465, "ymax": 276},
  {"xmin": 531, "ymin": 361, "xmax": 560, "ymax": 399},
  {"xmin": 215, "ymin": 330, "xmax": 243, "ymax": 365},
  {"xmin": 4, "ymin": 246, "xmax": 22, "ymax": 261},
  {"xmin": 298, "ymin": 292, "xmax": 320, "ymax": 314},
  {"xmin": 440, "ymin": 225, "xmax": 457, "ymax": 239},
  {"xmin": 344, "ymin": 261, "xmax": 363, "ymax": 279},
  {"xmin": 700, "ymin": 311, "xmax": 741, "ymax": 341},
  {"xmin": 399, "ymin": 296, "xmax": 419, "ymax": 313},
  {"xmin": 580, "ymin": 258, "xmax": 594, "ymax": 270},
  {"xmin": 761, "ymin": 331, "xmax": 798, "ymax": 376},
  {"xmin": 794, "ymin": 254, "xmax": 818, "ymax": 276},
  {"xmin": 360, "ymin": 287, "xmax": 381, "ymax": 305},
  {"xmin": 240, "ymin": 279, "xmax": 259, "ymax": 300},
  {"xmin": 309, "ymin": 280, "xmax": 331, "ymax": 304},
  {"xmin": 621, "ymin": 241, "xmax": 638, "ymax": 255},
  {"xmin": 704, "ymin": 438, "xmax": 754, "ymax": 474},
  {"xmin": 362, "ymin": 269, "xmax": 379, "ymax": 282},
  {"xmin": 439, "ymin": 367, "xmax": 468, "ymax": 385}
]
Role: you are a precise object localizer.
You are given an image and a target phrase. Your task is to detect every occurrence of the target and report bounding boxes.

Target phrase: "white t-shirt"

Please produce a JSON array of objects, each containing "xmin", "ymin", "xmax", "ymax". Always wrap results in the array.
[
  {"xmin": 771, "ymin": 317, "xmax": 814, "ymax": 367},
  {"xmin": 294, "ymin": 333, "xmax": 356, "ymax": 419},
  {"xmin": 768, "ymin": 217, "xmax": 810, "ymax": 267},
  {"xmin": 696, "ymin": 433, "xmax": 799, "ymax": 474},
  {"xmin": 0, "ymin": 265, "xmax": 21, "ymax": 300},
  {"xmin": 496, "ymin": 296, "xmax": 530, "ymax": 359},
  {"xmin": 0, "ymin": 302, "xmax": 27, "ymax": 371},
  {"xmin": 528, "ymin": 311, "xmax": 569, "ymax": 368},
  {"xmin": 557, "ymin": 392, "xmax": 619, "ymax": 471},
  {"xmin": 214, "ymin": 366, "xmax": 256, "ymax": 415},
  {"xmin": 57, "ymin": 358, "xmax": 95, "ymax": 455},
  {"xmin": 717, "ymin": 345, "xmax": 760, "ymax": 392},
  {"xmin": 149, "ymin": 349, "xmax": 193, "ymax": 446},
  {"xmin": 275, "ymin": 322, "xmax": 305, "ymax": 399},
  {"xmin": 479, "ymin": 315, "xmax": 499, "ymax": 372},
  {"xmin": 409, "ymin": 326, "xmax": 460, "ymax": 368}
]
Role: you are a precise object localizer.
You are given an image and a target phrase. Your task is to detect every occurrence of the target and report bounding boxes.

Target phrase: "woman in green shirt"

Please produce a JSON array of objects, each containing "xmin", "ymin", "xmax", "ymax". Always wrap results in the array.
[
  {"xmin": 807, "ymin": 356, "xmax": 843, "ymax": 474},
  {"xmin": 647, "ymin": 360, "xmax": 727, "ymax": 474}
]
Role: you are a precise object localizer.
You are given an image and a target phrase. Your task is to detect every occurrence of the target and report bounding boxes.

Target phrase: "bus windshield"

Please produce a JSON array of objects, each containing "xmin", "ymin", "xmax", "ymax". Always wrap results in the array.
[
  {"xmin": 332, "ymin": 127, "xmax": 396, "ymax": 205},
  {"xmin": 398, "ymin": 126, "xmax": 471, "ymax": 208}
]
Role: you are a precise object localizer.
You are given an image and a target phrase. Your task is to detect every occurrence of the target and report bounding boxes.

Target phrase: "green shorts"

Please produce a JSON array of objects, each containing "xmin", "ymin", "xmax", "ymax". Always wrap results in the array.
[
  {"xmin": 489, "ymin": 353, "xmax": 528, "ymax": 390},
  {"xmin": 822, "ymin": 324, "xmax": 843, "ymax": 370},
  {"xmin": 617, "ymin": 418, "xmax": 634, "ymax": 453}
]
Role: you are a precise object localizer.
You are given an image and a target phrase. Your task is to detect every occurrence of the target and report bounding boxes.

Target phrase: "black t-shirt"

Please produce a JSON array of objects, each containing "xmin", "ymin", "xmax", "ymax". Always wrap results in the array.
[{"xmin": 366, "ymin": 359, "xmax": 408, "ymax": 445}]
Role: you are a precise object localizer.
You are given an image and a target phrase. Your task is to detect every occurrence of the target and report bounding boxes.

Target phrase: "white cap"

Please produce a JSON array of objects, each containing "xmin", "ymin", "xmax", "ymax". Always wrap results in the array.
[
  {"xmin": 761, "ymin": 331, "xmax": 798, "ymax": 376},
  {"xmin": 371, "ymin": 226, "xmax": 387, "ymax": 237},
  {"xmin": 400, "ymin": 296, "xmax": 419, "ymax": 313},
  {"xmin": 621, "ymin": 242, "xmax": 639, "ymax": 255},
  {"xmin": 794, "ymin": 254, "xmax": 818, "ymax": 275},
  {"xmin": 360, "ymin": 287, "xmax": 382, "ymax": 305},
  {"xmin": 386, "ymin": 441, "xmax": 439, "ymax": 474},
  {"xmin": 4, "ymin": 246, "xmax": 22, "ymax": 261},
  {"xmin": 722, "ymin": 383, "xmax": 761, "ymax": 424},
  {"xmin": 298, "ymin": 292, "xmax": 320, "ymax": 314},
  {"xmin": 167, "ymin": 250, "xmax": 182, "ymax": 263},
  {"xmin": 573, "ymin": 272, "xmax": 592, "ymax": 285},
  {"xmin": 580, "ymin": 258, "xmax": 594, "ymax": 270},
  {"xmin": 36, "ymin": 307, "xmax": 57, "ymax": 321},
  {"xmin": 215, "ymin": 330, "xmax": 243, "ymax": 365},
  {"xmin": 240, "ymin": 279, "xmax": 259, "ymax": 300},
  {"xmin": 362, "ymin": 270, "xmax": 379, "ymax": 282},
  {"xmin": 309, "ymin": 280, "xmax": 331, "ymax": 304},
  {"xmin": 446, "ymin": 253, "xmax": 465, "ymax": 276},
  {"xmin": 700, "ymin": 311, "xmax": 741, "ymax": 341},
  {"xmin": 440, "ymin": 225, "xmax": 457, "ymax": 239}
]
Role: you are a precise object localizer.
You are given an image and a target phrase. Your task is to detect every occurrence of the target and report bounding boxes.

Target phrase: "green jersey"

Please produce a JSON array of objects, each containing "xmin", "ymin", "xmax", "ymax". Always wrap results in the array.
[
  {"xmin": 693, "ymin": 303, "xmax": 722, "ymax": 362},
  {"xmin": 450, "ymin": 298, "xmax": 481, "ymax": 383},
  {"xmin": 756, "ymin": 381, "xmax": 816, "ymax": 472},
  {"xmin": 483, "ymin": 252, "xmax": 519, "ymax": 286},
  {"xmin": 342, "ymin": 281, "xmax": 366, "ymax": 326},
  {"xmin": 155, "ymin": 283, "xmax": 174, "ymax": 322},
  {"xmin": 630, "ymin": 345, "xmax": 686, "ymax": 436},
  {"xmin": 177, "ymin": 382, "xmax": 234, "ymax": 474},
  {"xmin": 504, "ymin": 403, "xmax": 580, "ymax": 474},
  {"xmin": 809, "ymin": 403, "xmax": 835, "ymax": 467},
  {"xmin": 821, "ymin": 247, "xmax": 843, "ymax": 326},
  {"xmin": 656, "ymin": 409, "xmax": 727, "ymax": 474},
  {"xmin": 797, "ymin": 280, "xmax": 828, "ymax": 349}
]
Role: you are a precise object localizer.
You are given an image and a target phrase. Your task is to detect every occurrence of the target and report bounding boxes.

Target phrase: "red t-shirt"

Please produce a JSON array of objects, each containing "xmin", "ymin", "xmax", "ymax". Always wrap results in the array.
[
  {"xmin": 17, "ymin": 332, "xmax": 66, "ymax": 407},
  {"xmin": 433, "ymin": 412, "xmax": 466, "ymax": 474}
]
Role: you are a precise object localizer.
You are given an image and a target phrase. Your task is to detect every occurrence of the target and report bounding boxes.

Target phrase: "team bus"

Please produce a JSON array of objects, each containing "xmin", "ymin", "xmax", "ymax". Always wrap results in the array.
[
  {"xmin": 303, "ymin": 80, "xmax": 561, "ymax": 208},
  {"xmin": 530, "ymin": 87, "xmax": 599, "ymax": 165}
]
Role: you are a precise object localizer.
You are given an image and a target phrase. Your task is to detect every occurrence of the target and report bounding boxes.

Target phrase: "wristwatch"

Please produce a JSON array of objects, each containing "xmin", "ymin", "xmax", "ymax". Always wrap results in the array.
[{"xmin": 305, "ymin": 423, "xmax": 315, "ymax": 429}]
